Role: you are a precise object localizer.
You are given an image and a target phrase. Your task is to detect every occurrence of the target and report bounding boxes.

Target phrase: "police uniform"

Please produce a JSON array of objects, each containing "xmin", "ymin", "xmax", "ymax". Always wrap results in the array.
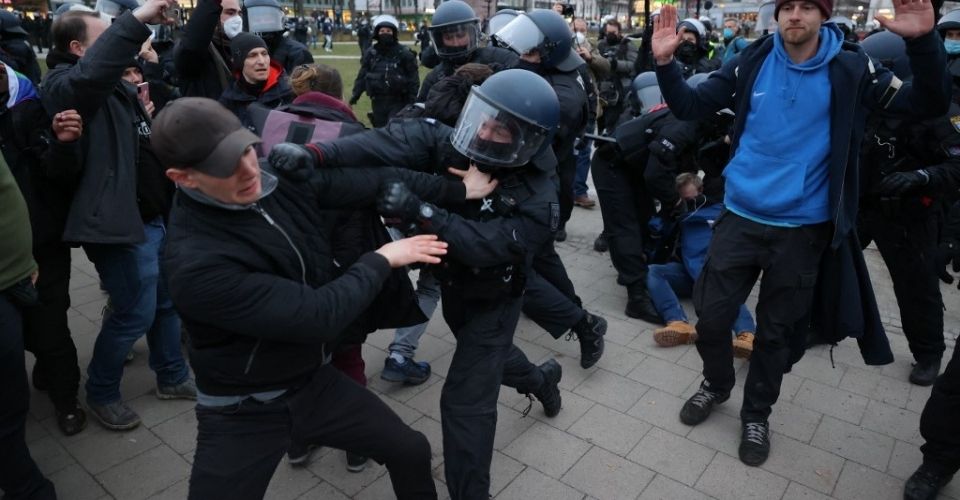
[
  {"xmin": 351, "ymin": 41, "xmax": 420, "ymax": 127},
  {"xmin": 416, "ymin": 45, "xmax": 518, "ymax": 102}
]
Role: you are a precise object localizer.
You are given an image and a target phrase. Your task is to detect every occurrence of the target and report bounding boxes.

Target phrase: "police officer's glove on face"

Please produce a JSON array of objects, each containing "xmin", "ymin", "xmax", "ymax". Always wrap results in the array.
[
  {"xmin": 378, "ymin": 181, "xmax": 428, "ymax": 225},
  {"xmin": 936, "ymin": 239, "xmax": 960, "ymax": 285},
  {"xmin": 268, "ymin": 143, "xmax": 317, "ymax": 181},
  {"xmin": 875, "ymin": 169, "xmax": 930, "ymax": 196}
]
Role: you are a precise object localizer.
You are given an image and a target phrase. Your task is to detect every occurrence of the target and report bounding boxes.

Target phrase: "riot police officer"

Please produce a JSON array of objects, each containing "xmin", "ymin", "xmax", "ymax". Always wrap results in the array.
[
  {"xmin": 268, "ymin": 69, "xmax": 565, "ymax": 499},
  {"xmin": 243, "ymin": 0, "xmax": 314, "ymax": 74},
  {"xmin": 349, "ymin": 15, "xmax": 419, "ymax": 127},
  {"xmin": 858, "ymin": 31, "xmax": 960, "ymax": 386},
  {"xmin": 417, "ymin": 0, "xmax": 517, "ymax": 101},
  {"xmin": 674, "ymin": 18, "xmax": 721, "ymax": 78}
]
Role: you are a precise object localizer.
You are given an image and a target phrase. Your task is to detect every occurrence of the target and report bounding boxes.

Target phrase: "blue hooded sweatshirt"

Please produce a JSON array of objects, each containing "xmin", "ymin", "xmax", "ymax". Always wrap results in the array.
[{"xmin": 723, "ymin": 24, "xmax": 843, "ymax": 226}]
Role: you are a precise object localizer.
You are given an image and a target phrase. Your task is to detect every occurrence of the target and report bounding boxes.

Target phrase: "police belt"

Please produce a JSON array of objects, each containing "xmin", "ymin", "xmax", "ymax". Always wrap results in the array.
[{"xmin": 434, "ymin": 260, "xmax": 526, "ymax": 300}]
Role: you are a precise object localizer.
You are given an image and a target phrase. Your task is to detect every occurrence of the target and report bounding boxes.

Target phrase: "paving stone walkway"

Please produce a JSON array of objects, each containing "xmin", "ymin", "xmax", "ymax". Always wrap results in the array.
[{"xmin": 21, "ymin": 201, "xmax": 960, "ymax": 499}]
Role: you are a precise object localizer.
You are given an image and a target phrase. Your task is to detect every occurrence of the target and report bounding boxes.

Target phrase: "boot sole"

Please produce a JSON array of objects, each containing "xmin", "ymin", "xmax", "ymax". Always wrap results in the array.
[
  {"xmin": 380, "ymin": 370, "xmax": 430, "ymax": 385},
  {"xmin": 654, "ymin": 329, "xmax": 697, "ymax": 347},
  {"xmin": 156, "ymin": 389, "xmax": 197, "ymax": 401}
]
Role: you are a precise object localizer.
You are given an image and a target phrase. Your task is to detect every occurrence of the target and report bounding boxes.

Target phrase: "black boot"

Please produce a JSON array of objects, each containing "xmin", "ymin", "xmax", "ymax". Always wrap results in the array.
[
  {"xmin": 625, "ymin": 284, "xmax": 663, "ymax": 324},
  {"xmin": 571, "ymin": 312, "xmax": 607, "ymax": 369},
  {"xmin": 593, "ymin": 232, "xmax": 608, "ymax": 252},
  {"xmin": 904, "ymin": 462, "xmax": 955, "ymax": 500},
  {"xmin": 532, "ymin": 360, "xmax": 563, "ymax": 417},
  {"xmin": 909, "ymin": 358, "xmax": 942, "ymax": 386}
]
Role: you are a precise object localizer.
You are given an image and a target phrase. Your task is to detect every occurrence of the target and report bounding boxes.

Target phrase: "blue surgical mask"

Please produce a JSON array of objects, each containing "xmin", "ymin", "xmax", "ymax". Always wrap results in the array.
[
  {"xmin": 946, "ymin": 39, "xmax": 960, "ymax": 55},
  {"xmin": 723, "ymin": 28, "xmax": 735, "ymax": 39}
]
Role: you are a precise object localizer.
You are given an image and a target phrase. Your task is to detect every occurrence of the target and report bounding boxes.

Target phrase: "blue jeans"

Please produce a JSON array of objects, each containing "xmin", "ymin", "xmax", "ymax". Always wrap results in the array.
[
  {"xmin": 647, "ymin": 262, "xmax": 755, "ymax": 334},
  {"xmin": 389, "ymin": 270, "xmax": 441, "ymax": 359},
  {"xmin": 573, "ymin": 133, "xmax": 593, "ymax": 198},
  {"xmin": 83, "ymin": 218, "xmax": 188, "ymax": 405}
]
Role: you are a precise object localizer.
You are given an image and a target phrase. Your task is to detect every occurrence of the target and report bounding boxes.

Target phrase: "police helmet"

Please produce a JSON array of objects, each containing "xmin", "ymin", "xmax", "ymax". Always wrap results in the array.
[
  {"xmin": 428, "ymin": 0, "xmax": 481, "ymax": 60},
  {"xmin": 494, "ymin": 9, "xmax": 581, "ymax": 71},
  {"xmin": 862, "ymin": 30, "xmax": 910, "ymax": 80},
  {"xmin": 685, "ymin": 71, "xmax": 710, "ymax": 88},
  {"xmin": 677, "ymin": 18, "xmax": 707, "ymax": 47},
  {"xmin": 756, "ymin": 0, "xmax": 777, "ymax": 34},
  {"xmin": 698, "ymin": 16, "xmax": 714, "ymax": 33},
  {"xmin": 938, "ymin": 9, "xmax": 960, "ymax": 36},
  {"xmin": 487, "ymin": 9, "xmax": 519, "ymax": 36},
  {"xmin": 0, "ymin": 11, "xmax": 29, "ymax": 37},
  {"xmin": 94, "ymin": 0, "xmax": 140, "ymax": 19},
  {"xmin": 451, "ymin": 69, "xmax": 560, "ymax": 167},
  {"xmin": 372, "ymin": 14, "xmax": 399, "ymax": 38},
  {"xmin": 243, "ymin": 0, "xmax": 285, "ymax": 35},
  {"xmin": 632, "ymin": 71, "xmax": 664, "ymax": 114}
]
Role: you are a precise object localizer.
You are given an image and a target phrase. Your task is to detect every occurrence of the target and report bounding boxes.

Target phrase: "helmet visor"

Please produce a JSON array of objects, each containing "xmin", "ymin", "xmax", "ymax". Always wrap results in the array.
[
  {"xmin": 247, "ymin": 6, "xmax": 284, "ymax": 33},
  {"xmin": 492, "ymin": 15, "xmax": 545, "ymax": 57},
  {"xmin": 429, "ymin": 22, "xmax": 479, "ymax": 58},
  {"xmin": 487, "ymin": 12, "xmax": 516, "ymax": 35},
  {"xmin": 451, "ymin": 89, "xmax": 551, "ymax": 167},
  {"xmin": 635, "ymin": 86, "xmax": 664, "ymax": 114}
]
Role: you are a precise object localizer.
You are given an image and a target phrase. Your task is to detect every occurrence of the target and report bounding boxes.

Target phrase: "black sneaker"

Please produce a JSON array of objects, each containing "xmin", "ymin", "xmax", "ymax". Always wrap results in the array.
[
  {"xmin": 55, "ymin": 401, "xmax": 87, "ymax": 436},
  {"xmin": 909, "ymin": 359, "xmax": 942, "ymax": 386},
  {"xmin": 346, "ymin": 452, "xmax": 367, "ymax": 473},
  {"xmin": 593, "ymin": 232, "xmax": 609, "ymax": 252},
  {"xmin": 571, "ymin": 312, "xmax": 606, "ymax": 369},
  {"xmin": 679, "ymin": 384, "xmax": 729, "ymax": 425},
  {"xmin": 287, "ymin": 442, "xmax": 318, "ymax": 467},
  {"xmin": 625, "ymin": 285, "xmax": 664, "ymax": 324},
  {"xmin": 738, "ymin": 420, "xmax": 771, "ymax": 466},
  {"xmin": 533, "ymin": 359, "xmax": 563, "ymax": 417},
  {"xmin": 904, "ymin": 463, "xmax": 955, "ymax": 500}
]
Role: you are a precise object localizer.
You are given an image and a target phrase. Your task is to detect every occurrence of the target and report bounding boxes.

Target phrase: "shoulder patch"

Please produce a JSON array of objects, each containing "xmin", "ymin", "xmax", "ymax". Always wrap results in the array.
[{"xmin": 951, "ymin": 115, "xmax": 960, "ymax": 134}]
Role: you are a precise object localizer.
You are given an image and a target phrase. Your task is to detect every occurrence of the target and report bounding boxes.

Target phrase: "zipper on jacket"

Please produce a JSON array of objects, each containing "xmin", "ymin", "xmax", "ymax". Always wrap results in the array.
[{"xmin": 242, "ymin": 203, "xmax": 308, "ymax": 375}]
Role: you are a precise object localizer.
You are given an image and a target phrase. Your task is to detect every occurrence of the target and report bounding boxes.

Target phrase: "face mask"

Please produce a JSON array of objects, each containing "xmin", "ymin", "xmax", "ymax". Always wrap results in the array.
[
  {"xmin": 223, "ymin": 15, "xmax": 243, "ymax": 39},
  {"xmin": 605, "ymin": 33, "xmax": 620, "ymax": 45},
  {"xmin": 946, "ymin": 39, "xmax": 960, "ymax": 55},
  {"xmin": 378, "ymin": 34, "xmax": 397, "ymax": 46},
  {"xmin": 676, "ymin": 41, "xmax": 698, "ymax": 62},
  {"xmin": 722, "ymin": 28, "xmax": 734, "ymax": 40},
  {"xmin": 473, "ymin": 138, "xmax": 516, "ymax": 164},
  {"xmin": 574, "ymin": 32, "xmax": 586, "ymax": 46}
]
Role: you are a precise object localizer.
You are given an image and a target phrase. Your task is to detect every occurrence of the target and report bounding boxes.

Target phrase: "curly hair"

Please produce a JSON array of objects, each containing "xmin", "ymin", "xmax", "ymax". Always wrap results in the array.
[{"xmin": 290, "ymin": 63, "xmax": 344, "ymax": 99}]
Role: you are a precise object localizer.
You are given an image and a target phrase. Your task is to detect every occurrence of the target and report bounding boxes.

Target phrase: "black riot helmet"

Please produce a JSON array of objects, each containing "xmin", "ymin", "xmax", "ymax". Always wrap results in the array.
[
  {"xmin": 493, "ymin": 9, "xmax": 581, "ymax": 71},
  {"xmin": 451, "ymin": 69, "xmax": 560, "ymax": 168},
  {"xmin": 631, "ymin": 72, "xmax": 664, "ymax": 114},
  {"xmin": 243, "ymin": 0, "xmax": 285, "ymax": 35},
  {"xmin": 428, "ymin": 0, "xmax": 481, "ymax": 62},
  {"xmin": 862, "ymin": 30, "xmax": 911, "ymax": 80}
]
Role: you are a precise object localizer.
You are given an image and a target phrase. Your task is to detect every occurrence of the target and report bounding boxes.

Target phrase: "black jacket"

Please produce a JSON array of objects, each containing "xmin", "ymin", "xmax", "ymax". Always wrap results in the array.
[
  {"xmin": 268, "ymin": 36, "xmax": 315, "ymax": 75},
  {"xmin": 41, "ymin": 12, "xmax": 155, "ymax": 244},
  {"xmin": 0, "ymin": 37, "xmax": 42, "ymax": 85},
  {"xmin": 352, "ymin": 42, "xmax": 419, "ymax": 101},
  {"xmin": 164, "ymin": 167, "xmax": 467, "ymax": 396},
  {"xmin": 219, "ymin": 64, "xmax": 294, "ymax": 131},
  {"xmin": 173, "ymin": 0, "xmax": 233, "ymax": 99},
  {"xmin": 416, "ymin": 45, "xmax": 518, "ymax": 102}
]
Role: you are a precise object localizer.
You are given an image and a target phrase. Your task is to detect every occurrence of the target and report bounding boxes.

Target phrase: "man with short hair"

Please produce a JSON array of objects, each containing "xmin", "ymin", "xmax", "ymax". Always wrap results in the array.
[
  {"xmin": 174, "ymin": 0, "xmax": 242, "ymax": 99},
  {"xmin": 721, "ymin": 17, "xmax": 749, "ymax": 63},
  {"xmin": 651, "ymin": 0, "xmax": 949, "ymax": 466},
  {"xmin": 43, "ymin": 0, "xmax": 194, "ymax": 431},
  {"xmin": 596, "ymin": 19, "xmax": 638, "ymax": 132}
]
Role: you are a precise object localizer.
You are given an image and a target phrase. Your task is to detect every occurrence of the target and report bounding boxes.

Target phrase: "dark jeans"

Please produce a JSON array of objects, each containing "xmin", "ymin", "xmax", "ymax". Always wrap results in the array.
[
  {"xmin": 440, "ymin": 294, "xmax": 542, "ymax": 499},
  {"xmin": 556, "ymin": 144, "xmax": 577, "ymax": 227},
  {"xmin": 0, "ymin": 294, "xmax": 56, "ymax": 500},
  {"xmin": 370, "ymin": 97, "xmax": 409, "ymax": 128},
  {"xmin": 22, "ymin": 243, "xmax": 80, "ymax": 411},
  {"xmin": 592, "ymin": 152, "xmax": 651, "ymax": 287},
  {"xmin": 189, "ymin": 364, "xmax": 436, "ymax": 500},
  {"xmin": 522, "ymin": 243, "xmax": 585, "ymax": 338},
  {"xmin": 692, "ymin": 211, "xmax": 829, "ymax": 422},
  {"xmin": 858, "ymin": 206, "xmax": 945, "ymax": 363},
  {"xmin": 919, "ymin": 341, "xmax": 960, "ymax": 474}
]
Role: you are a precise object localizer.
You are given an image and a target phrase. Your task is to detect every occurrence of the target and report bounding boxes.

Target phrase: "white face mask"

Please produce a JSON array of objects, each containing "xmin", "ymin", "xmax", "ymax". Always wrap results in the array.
[
  {"xmin": 574, "ymin": 32, "xmax": 586, "ymax": 46},
  {"xmin": 223, "ymin": 15, "xmax": 243, "ymax": 39}
]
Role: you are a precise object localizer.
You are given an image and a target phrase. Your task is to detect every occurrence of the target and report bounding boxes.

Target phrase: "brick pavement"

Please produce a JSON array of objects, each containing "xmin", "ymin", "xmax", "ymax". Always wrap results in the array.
[{"xmin": 20, "ymin": 201, "xmax": 960, "ymax": 500}]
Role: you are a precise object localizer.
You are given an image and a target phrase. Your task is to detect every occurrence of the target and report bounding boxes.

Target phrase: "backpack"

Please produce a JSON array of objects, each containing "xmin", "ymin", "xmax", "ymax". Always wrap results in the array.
[{"xmin": 247, "ymin": 102, "xmax": 356, "ymax": 156}]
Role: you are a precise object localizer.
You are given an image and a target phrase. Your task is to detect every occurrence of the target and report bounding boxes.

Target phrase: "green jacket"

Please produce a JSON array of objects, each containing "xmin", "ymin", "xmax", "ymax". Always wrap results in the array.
[{"xmin": 0, "ymin": 151, "xmax": 36, "ymax": 291}]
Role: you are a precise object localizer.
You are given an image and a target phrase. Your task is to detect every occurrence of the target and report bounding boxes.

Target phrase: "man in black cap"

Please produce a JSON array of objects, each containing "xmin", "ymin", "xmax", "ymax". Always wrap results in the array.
[
  {"xmin": 0, "ymin": 11, "xmax": 41, "ymax": 84},
  {"xmin": 218, "ymin": 32, "xmax": 293, "ymax": 128},
  {"xmin": 154, "ymin": 97, "xmax": 496, "ymax": 500}
]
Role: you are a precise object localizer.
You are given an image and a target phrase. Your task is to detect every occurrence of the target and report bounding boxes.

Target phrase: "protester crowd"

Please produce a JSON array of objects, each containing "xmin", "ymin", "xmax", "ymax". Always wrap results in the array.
[{"xmin": 0, "ymin": 0, "xmax": 958, "ymax": 498}]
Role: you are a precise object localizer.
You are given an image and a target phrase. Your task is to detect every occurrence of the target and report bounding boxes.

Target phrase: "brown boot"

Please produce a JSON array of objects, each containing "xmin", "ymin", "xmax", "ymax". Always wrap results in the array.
[
  {"xmin": 733, "ymin": 332, "xmax": 755, "ymax": 359},
  {"xmin": 653, "ymin": 321, "xmax": 697, "ymax": 347}
]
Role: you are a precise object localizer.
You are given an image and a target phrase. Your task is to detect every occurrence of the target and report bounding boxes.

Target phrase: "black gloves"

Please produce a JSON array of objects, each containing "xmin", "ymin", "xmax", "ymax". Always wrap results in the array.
[
  {"xmin": 268, "ymin": 143, "xmax": 316, "ymax": 181},
  {"xmin": 876, "ymin": 169, "xmax": 930, "ymax": 196},
  {"xmin": 378, "ymin": 181, "xmax": 427, "ymax": 225},
  {"xmin": 936, "ymin": 239, "xmax": 960, "ymax": 286}
]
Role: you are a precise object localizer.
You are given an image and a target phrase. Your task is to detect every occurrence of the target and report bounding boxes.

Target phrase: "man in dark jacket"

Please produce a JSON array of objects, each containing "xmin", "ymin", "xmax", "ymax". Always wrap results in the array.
[
  {"xmin": 218, "ymin": 33, "xmax": 293, "ymax": 129},
  {"xmin": 42, "ymin": 2, "xmax": 195, "ymax": 431},
  {"xmin": 173, "ymin": 0, "xmax": 241, "ymax": 99},
  {"xmin": 0, "ymin": 11, "xmax": 43, "ymax": 85},
  {"xmin": 155, "ymin": 97, "xmax": 491, "ymax": 500},
  {"xmin": 596, "ymin": 19, "xmax": 638, "ymax": 132},
  {"xmin": 350, "ymin": 15, "xmax": 419, "ymax": 127},
  {"xmin": 650, "ymin": 0, "xmax": 949, "ymax": 467}
]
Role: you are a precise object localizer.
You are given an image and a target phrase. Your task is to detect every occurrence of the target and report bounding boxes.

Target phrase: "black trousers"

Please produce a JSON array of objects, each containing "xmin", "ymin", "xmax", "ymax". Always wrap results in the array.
[
  {"xmin": 522, "ymin": 243, "xmax": 585, "ymax": 338},
  {"xmin": 693, "ymin": 211, "xmax": 829, "ymax": 422},
  {"xmin": 440, "ymin": 293, "xmax": 542, "ymax": 500},
  {"xmin": 0, "ymin": 294, "xmax": 56, "ymax": 500},
  {"xmin": 919, "ymin": 341, "xmax": 960, "ymax": 474},
  {"xmin": 556, "ymin": 145, "xmax": 577, "ymax": 227},
  {"xmin": 858, "ymin": 206, "xmax": 946, "ymax": 364},
  {"xmin": 188, "ymin": 364, "xmax": 436, "ymax": 500},
  {"xmin": 592, "ymin": 153, "xmax": 651, "ymax": 287},
  {"xmin": 370, "ymin": 96, "xmax": 409, "ymax": 128},
  {"xmin": 22, "ymin": 243, "xmax": 80, "ymax": 410}
]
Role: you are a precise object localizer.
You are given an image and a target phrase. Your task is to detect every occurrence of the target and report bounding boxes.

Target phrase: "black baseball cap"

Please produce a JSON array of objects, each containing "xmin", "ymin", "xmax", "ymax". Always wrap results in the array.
[{"xmin": 151, "ymin": 98, "xmax": 261, "ymax": 178}]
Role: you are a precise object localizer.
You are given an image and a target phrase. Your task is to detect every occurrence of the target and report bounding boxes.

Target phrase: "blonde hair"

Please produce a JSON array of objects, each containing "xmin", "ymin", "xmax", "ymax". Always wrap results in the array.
[
  {"xmin": 290, "ymin": 63, "xmax": 344, "ymax": 99},
  {"xmin": 675, "ymin": 172, "xmax": 703, "ymax": 191}
]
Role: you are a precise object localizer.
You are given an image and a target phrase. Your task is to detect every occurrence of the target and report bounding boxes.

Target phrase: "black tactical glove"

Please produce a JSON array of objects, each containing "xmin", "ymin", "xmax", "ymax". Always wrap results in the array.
[
  {"xmin": 268, "ymin": 143, "xmax": 317, "ymax": 181},
  {"xmin": 378, "ymin": 181, "xmax": 426, "ymax": 224},
  {"xmin": 936, "ymin": 239, "xmax": 960, "ymax": 285},
  {"xmin": 876, "ymin": 169, "xmax": 930, "ymax": 196}
]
